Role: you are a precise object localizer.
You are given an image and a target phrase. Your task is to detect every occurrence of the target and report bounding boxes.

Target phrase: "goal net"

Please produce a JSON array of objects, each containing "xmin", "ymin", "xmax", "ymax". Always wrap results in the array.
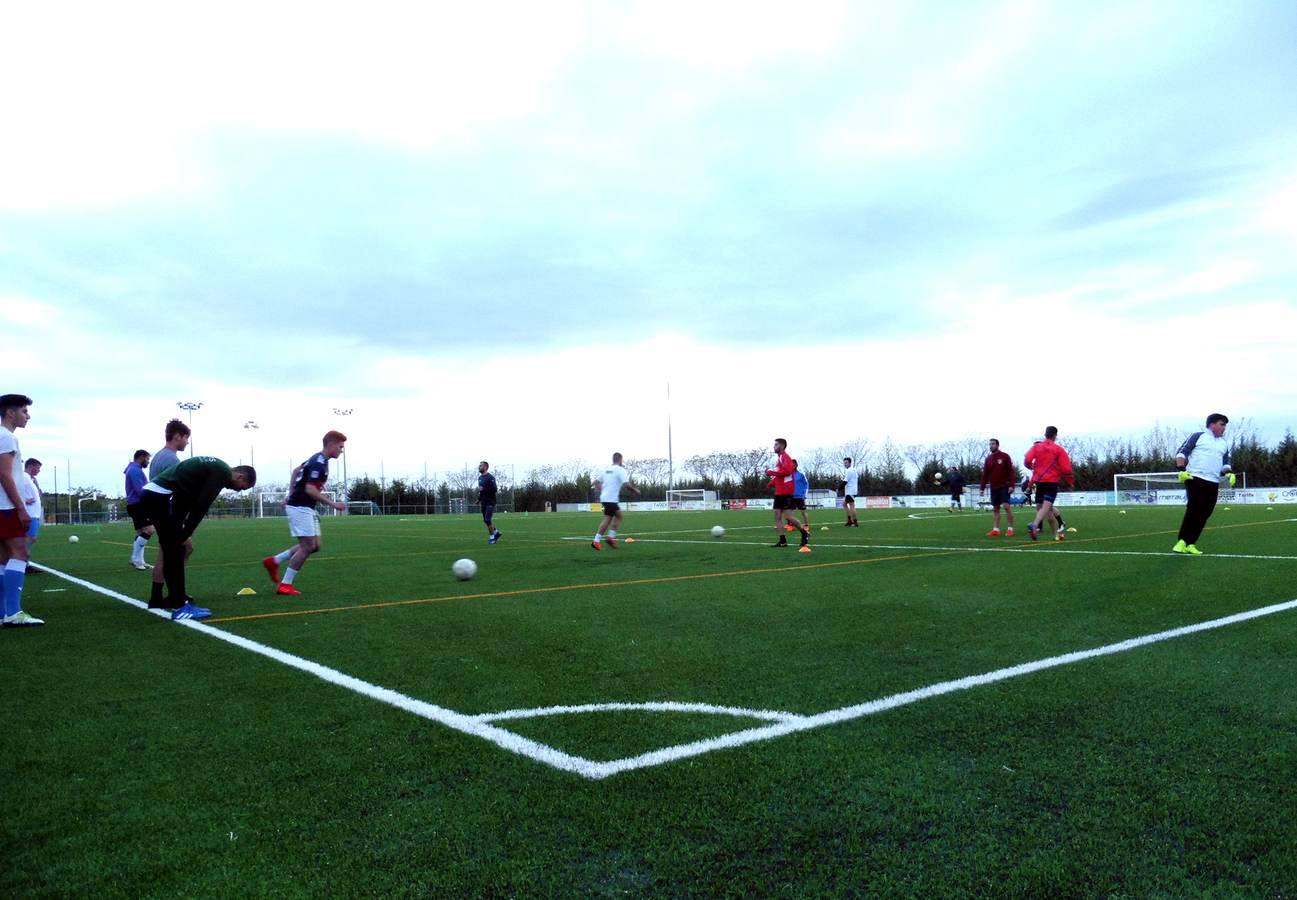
[
  {"xmin": 257, "ymin": 491, "xmax": 340, "ymax": 518},
  {"xmin": 1113, "ymin": 472, "xmax": 1246, "ymax": 504},
  {"xmin": 666, "ymin": 489, "xmax": 720, "ymax": 511}
]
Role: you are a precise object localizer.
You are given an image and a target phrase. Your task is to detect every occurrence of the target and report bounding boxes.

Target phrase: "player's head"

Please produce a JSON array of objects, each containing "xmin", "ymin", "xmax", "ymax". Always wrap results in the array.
[
  {"xmin": 165, "ymin": 418, "xmax": 191, "ymax": 449},
  {"xmin": 774, "ymin": 438, "xmax": 787, "ymax": 452},
  {"xmin": 1206, "ymin": 413, "xmax": 1228, "ymax": 436},
  {"xmin": 228, "ymin": 465, "xmax": 257, "ymax": 491},
  {"xmin": 612, "ymin": 452, "xmax": 623, "ymax": 464},
  {"xmin": 478, "ymin": 460, "xmax": 489, "ymax": 473},
  {"xmin": 134, "ymin": 449, "xmax": 151, "ymax": 465},
  {"xmin": 322, "ymin": 430, "xmax": 347, "ymax": 458},
  {"xmin": 791, "ymin": 458, "xmax": 799, "ymax": 470},
  {"xmin": 24, "ymin": 457, "xmax": 41, "ymax": 475},
  {"xmin": 0, "ymin": 393, "xmax": 32, "ymax": 428},
  {"xmin": 989, "ymin": 438, "xmax": 999, "ymax": 451},
  {"xmin": 843, "ymin": 457, "xmax": 852, "ymax": 466},
  {"xmin": 1044, "ymin": 426, "xmax": 1058, "ymax": 440}
]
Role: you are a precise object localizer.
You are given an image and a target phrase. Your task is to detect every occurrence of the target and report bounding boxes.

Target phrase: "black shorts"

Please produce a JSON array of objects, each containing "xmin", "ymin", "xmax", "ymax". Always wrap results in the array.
[
  {"xmin": 1035, "ymin": 482, "xmax": 1059, "ymax": 504},
  {"xmin": 990, "ymin": 487, "xmax": 1011, "ymax": 507},
  {"xmin": 773, "ymin": 495, "xmax": 795, "ymax": 510},
  {"xmin": 792, "ymin": 498, "xmax": 806, "ymax": 510},
  {"xmin": 950, "ymin": 486, "xmax": 964, "ymax": 498},
  {"xmin": 843, "ymin": 494, "xmax": 856, "ymax": 504},
  {"xmin": 601, "ymin": 502, "xmax": 620, "ymax": 516},
  {"xmin": 481, "ymin": 503, "xmax": 495, "ymax": 524},
  {"xmin": 127, "ymin": 502, "xmax": 151, "ymax": 530}
]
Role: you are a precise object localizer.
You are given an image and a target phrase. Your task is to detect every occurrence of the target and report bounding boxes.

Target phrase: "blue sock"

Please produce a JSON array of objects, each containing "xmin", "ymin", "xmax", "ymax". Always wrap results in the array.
[{"xmin": 4, "ymin": 560, "xmax": 27, "ymax": 617}]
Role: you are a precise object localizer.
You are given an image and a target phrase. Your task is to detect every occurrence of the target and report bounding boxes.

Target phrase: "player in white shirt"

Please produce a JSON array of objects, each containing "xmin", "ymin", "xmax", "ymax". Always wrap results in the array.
[
  {"xmin": 839, "ymin": 457, "xmax": 861, "ymax": 527},
  {"xmin": 22, "ymin": 458, "xmax": 43, "ymax": 564},
  {"xmin": 0, "ymin": 393, "xmax": 42, "ymax": 626},
  {"xmin": 591, "ymin": 452, "xmax": 640, "ymax": 550}
]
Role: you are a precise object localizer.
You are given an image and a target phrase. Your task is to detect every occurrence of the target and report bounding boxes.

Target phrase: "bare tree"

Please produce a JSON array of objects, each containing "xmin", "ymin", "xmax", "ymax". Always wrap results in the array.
[
  {"xmin": 838, "ymin": 437, "xmax": 872, "ymax": 468},
  {"xmin": 624, "ymin": 456, "xmax": 668, "ymax": 484}
]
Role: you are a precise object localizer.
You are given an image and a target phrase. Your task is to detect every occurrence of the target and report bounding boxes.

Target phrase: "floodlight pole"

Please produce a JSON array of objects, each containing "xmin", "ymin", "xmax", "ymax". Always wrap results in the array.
[
  {"xmin": 243, "ymin": 420, "xmax": 259, "ymax": 467},
  {"xmin": 177, "ymin": 401, "xmax": 203, "ymax": 456},
  {"xmin": 332, "ymin": 408, "xmax": 353, "ymax": 499},
  {"xmin": 667, "ymin": 381, "xmax": 674, "ymax": 495}
]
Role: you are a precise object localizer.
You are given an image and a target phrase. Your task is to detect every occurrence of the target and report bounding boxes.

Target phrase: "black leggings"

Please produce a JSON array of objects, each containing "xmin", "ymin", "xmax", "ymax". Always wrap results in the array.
[
  {"xmin": 1177, "ymin": 477, "xmax": 1219, "ymax": 545},
  {"xmin": 142, "ymin": 492, "xmax": 190, "ymax": 602}
]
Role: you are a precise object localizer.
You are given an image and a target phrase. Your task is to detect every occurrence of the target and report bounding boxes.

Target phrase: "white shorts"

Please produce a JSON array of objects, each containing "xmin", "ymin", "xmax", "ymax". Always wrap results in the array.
[{"xmin": 286, "ymin": 505, "xmax": 321, "ymax": 538}]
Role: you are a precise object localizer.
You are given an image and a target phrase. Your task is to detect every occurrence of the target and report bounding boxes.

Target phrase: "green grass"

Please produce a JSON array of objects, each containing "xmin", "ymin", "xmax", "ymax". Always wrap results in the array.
[{"xmin": 5, "ymin": 504, "xmax": 1297, "ymax": 896}]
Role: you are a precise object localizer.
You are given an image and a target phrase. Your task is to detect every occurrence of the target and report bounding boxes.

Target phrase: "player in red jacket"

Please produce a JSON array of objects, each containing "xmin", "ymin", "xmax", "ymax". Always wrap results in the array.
[
  {"xmin": 1023, "ymin": 426, "xmax": 1074, "ymax": 541},
  {"xmin": 766, "ymin": 437, "xmax": 808, "ymax": 548},
  {"xmin": 979, "ymin": 438, "xmax": 1016, "ymax": 537}
]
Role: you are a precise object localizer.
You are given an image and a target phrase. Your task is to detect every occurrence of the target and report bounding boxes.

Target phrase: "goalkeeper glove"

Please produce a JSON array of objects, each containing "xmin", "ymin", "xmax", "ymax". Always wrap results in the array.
[
  {"xmin": 1177, "ymin": 470, "xmax": 1191, "ymax": 483},
  {"xmin": 1225, "ymin": 472, "xmax": 1236, "ymax": 488}
]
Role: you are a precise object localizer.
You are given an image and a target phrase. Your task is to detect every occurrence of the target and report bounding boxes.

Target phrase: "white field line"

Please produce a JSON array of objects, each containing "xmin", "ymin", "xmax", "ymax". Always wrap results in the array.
[
  {"xmin": 31, "ymin": 563, "xmax": 1297, "ymax": 781},
  {"xmin": 581, "ymin": 596, "xmax": 1297, "ymax": 779},
  {"xmin": 568, "ymin": 535, "xmax": 1297, "ymax": 562},
  {"xmin": 30, "ymin": 562, "xmax": 609, "ymax": 779}
]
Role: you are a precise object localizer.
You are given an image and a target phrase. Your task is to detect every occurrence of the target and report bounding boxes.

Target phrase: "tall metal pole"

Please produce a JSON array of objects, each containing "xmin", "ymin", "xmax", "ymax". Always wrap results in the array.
[
  {"xmin": 177, "ymin": 401, "xmax": 203, "ymax": 456},
  {"xmin": 667, "ymin": 381, "xmax": 674, "ymax": 495},
  {"xmin": 243, "ymin": 420, "xmax": 259, "ymax": 467},
  {"xmin": 332, "ymin": 408, "xmax": 353, "ymax": 500}
]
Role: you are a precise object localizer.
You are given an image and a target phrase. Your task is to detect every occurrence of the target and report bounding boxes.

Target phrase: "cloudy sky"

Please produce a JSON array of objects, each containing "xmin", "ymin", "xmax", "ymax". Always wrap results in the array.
[{"xmin": 3, "ymin": 0, "xmax": 1295, "ymax": 494}]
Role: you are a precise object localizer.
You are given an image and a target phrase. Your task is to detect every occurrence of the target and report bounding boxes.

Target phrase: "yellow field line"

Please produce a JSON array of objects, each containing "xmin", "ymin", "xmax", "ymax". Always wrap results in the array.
[{"xmin": 208, "ymin": 549, "xmax": 960, "ymax": 624}]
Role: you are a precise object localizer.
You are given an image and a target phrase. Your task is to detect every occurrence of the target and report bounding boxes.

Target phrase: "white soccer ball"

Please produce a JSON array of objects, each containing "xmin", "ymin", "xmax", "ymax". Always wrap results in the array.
[
  {"xmin": 711, "ymin": 525, "xmax": 725, "ymax": 538},
  {"xmin": 934, "ymin": 471, "xmax": 943, "ymax": 480},
  {"xmin": 452, "ymin": 558, "xmax": 477, "ymax": 581},
  {"xmin": 69, "ymin": 535, "xmax": 80, "ymax": 544}
]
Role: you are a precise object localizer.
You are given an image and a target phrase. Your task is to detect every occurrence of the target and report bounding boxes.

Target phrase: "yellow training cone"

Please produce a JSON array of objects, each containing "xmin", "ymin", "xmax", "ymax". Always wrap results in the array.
[{"xmin": 236, "ymin": 587, "xmax": 257, "ymax": 596}]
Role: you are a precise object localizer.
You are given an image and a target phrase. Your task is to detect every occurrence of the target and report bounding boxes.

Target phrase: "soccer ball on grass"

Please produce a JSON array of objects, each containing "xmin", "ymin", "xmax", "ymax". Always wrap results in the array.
[
  {"xmin": 452, "ymin": 558, "xmax": 477, "ymax": 581},
  {"xmin": 69, "ymin": 535, "xmax": 80, "ymax": 544},
  {"xmin": 710, "ymin": 526, "xmax": 725, "ymax": 538}
]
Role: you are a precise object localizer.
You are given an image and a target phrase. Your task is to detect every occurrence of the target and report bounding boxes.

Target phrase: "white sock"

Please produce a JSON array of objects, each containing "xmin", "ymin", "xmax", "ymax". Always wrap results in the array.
[
  {"xmin": 283, "ymin": 566, "xmax": 299, "ymax": 585},
  {"xmin": 593, "ymin": 533, "xmax": 602, "ymax": 542},
  {"xmin": 608, "ymin": 530, "xmax": 617, "ymax": 539},
  {"xmin": 274, "ymin": 549, "xmax": 295, "ymax": 564},
  {"xmin": 131, "ymin": 536, "xmax": 148, "ymax": 560}
]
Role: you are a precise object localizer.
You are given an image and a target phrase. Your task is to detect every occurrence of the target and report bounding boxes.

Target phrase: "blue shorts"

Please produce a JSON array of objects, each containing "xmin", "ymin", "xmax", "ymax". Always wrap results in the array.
[
  {"xmin": 481, "ymin": 503, "xmax": 495, "ymax": 525},
  {"xmin": 26, "ymin": 517, "xmax": 41, "ymax": 539}
]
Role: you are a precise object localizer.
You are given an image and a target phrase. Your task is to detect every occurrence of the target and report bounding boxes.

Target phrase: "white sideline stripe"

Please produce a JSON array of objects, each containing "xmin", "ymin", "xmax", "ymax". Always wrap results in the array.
[
  {"xmin": 582, "ymin": 596, "xmax": 1297, "ymax": 779},
  {"xmin": 575, "ymin": 536, "xmax": 1297, "ymax": 562},
  {"xmin": 33, "ymin": 563, "xmax": 1297, "ymax": 781},
  {"xmin": 476, "ymin": 701, "xmax": 804, "ymax": 724},
  {"xmin": 31, "ymin": 562, "xmax": 609, "ymax": 779}
]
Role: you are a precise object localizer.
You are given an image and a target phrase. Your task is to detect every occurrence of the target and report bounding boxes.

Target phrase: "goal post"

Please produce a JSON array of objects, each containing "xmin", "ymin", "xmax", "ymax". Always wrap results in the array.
[
  {"xmin": 1113, "ymin": 472, "xmax": 1246, "ymax": 504},
  {"xmin": 256, "ymin": 491, "xmax": 340, "ymax": 518},
  {"xmin": 666, "ymin": 489, "xmax": 718, "ymax": 510}
]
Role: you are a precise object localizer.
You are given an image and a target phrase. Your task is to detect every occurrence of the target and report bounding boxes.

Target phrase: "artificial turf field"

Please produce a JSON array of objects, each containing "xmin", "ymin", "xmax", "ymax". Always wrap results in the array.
[{"xmin": 5, "ymin": 504, "xmax": 1297, "ymax": 897}]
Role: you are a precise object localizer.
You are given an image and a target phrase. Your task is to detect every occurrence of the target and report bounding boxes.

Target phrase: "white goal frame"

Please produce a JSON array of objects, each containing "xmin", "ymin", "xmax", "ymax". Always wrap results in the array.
[
  {"xmin": 666, "ymin": 489, "xmax": 718, "ymax": 511},
  {"xmin": 1114, "ymin": 471, "xmax": 1246, "ymax": 504},
  {"xmin": 257, "ymin": 491, "xmax": 340, "ymax": 518}
]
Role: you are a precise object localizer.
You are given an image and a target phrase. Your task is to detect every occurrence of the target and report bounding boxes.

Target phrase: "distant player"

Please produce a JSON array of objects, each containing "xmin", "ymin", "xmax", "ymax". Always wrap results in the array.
[
  {"xmin": 0, "ymin": 394, "xmax": 42, "ymax": 626},
  {"xmin": 262, "ymin": 431, "xmax": 348, "ymax": 596},
  {"xmin": 124, "ymin": 449, "xmax": 153, "ymax": 570},
  {"xmin": 143, "ymin": 456, "xmax": 256, "ymax": 619},
  {"xmin": 591, "ymin": 452, "xmax": 639, "ymax": 550},
  {"xmin": 21, "ymin": 458, "xmax": 42, "ymax": 568},
  {"xmin": 979, "ymin": 438, "xmax": 1015, "ymax": 537},
  {"xmin": 1172, "ymin": 413, "xmax": 1234, "ymax": 555},
  {"xmin": 1023, "ymin": 426, "xmax": 1074, "ymax": 542},
  {"xmin": 478, "ymin": 461, "xmax": 501, "ymax": 544},
  {"xmin": 946, "ymin": 467, "xmax": 966, "ymax": 512},
  {"xmin": 148, "ymin": 418, "xmax": 193, "ymax": 595},
  {"xmin": 767, "ymin": 438, "xmax": 808, "ymax": 548},
  {"xmin": 839, "ymin": 457, "xmax": 860, "ymax": 527},
  {"xmin": 788, "ymin": 459, "xmax": 811, "ymax": 532}
]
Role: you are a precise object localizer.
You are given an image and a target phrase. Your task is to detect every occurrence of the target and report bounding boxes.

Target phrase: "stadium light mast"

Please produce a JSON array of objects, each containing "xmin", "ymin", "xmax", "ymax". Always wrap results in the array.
[
  {"xmin": 332, "ymin": 407, "xmax": 353, "ymax": 498},
  {"xmin": 243, "ymin": 420, "xmax": 259, "ymax": 467},
  {"xmin": 176, "ymin": 401, "xmax": 203, "ymax": 456},
  {"xmin": 666, "ymin": 381, "xmax": 674, "ymax": 494}
]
